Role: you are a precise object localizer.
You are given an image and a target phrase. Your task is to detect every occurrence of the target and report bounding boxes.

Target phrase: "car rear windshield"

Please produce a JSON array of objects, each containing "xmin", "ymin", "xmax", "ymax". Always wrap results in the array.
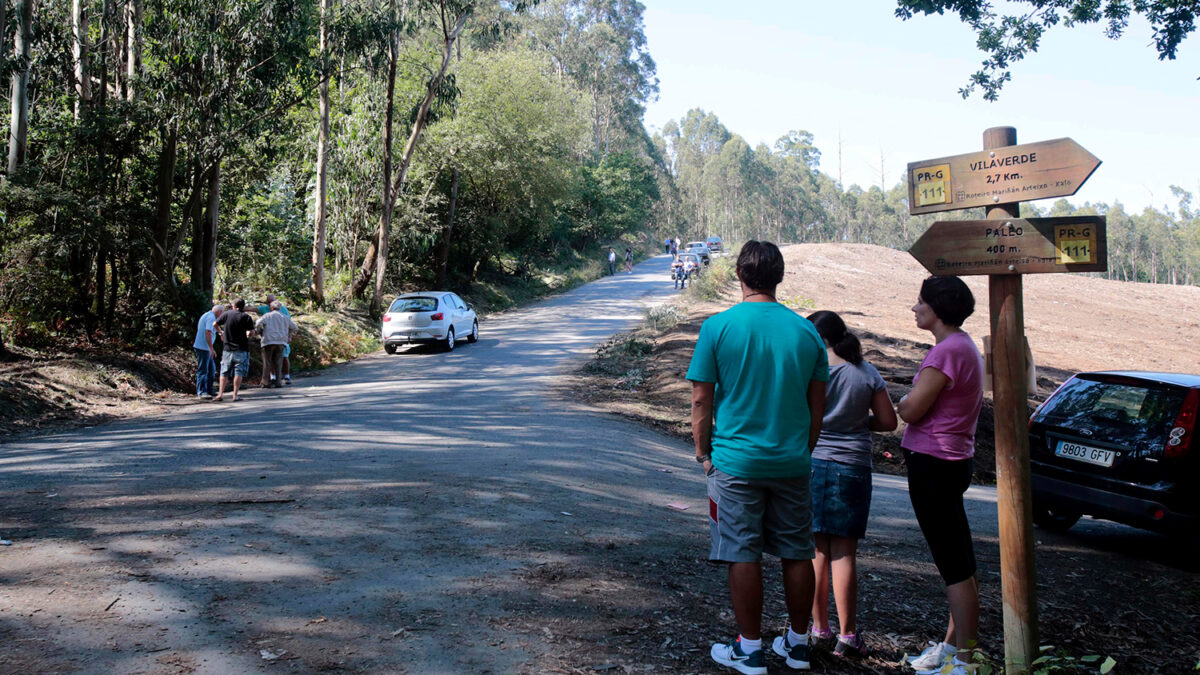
[
  {"xmin": 1037, "ymin": 376, "xmax": 1186, "ymax": 447},
  {"xmin": 389, "ymin": 297, "xmax": 437, "ymax": 313}
]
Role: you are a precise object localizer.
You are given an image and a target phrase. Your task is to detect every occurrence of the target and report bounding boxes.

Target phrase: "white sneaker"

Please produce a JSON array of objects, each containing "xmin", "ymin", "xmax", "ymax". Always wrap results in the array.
[
  {"xmin": 916, "ymin": 654, "xmax": 967, "ymax": 675},
  {"xmin": 908, "ymin": 641, "xmax": 951, "ymax": 670}
]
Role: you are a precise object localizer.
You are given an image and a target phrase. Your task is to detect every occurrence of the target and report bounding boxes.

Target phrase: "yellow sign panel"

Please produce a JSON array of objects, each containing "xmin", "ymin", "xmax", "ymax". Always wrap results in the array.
[
  {"xmin": 913, "ymin": 163, "xmax": 952, "ymax": 207},
  {"xmin": 1054, "ymin": 223, "xmax": 1097, "ymax": 265}
]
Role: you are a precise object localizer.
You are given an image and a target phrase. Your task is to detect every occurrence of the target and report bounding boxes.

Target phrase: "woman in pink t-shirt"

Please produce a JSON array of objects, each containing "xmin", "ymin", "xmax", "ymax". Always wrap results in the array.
[{"xmin": 896, "ymin": 276, "xmax": 983, "ymax": 675}]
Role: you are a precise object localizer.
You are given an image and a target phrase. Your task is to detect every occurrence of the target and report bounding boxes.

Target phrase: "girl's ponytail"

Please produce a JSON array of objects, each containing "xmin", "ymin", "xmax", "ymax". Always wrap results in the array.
[{"xmin": 807, "ymin": 310, "xmax": 862, "ymax": 365}]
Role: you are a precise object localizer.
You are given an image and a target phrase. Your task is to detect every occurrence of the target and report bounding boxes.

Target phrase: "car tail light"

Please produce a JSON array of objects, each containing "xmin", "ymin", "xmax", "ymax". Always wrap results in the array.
[
  {"xmin": 1164, "ymin": 388, "xmax": 1199, "ymax": 460},
  {"xmin": 382, "ymin": 315, "xmax": 391, "ymax": 322},
  {"xmin": 430, "ymin": 312, "xmax": 444, "ymax": 321}
]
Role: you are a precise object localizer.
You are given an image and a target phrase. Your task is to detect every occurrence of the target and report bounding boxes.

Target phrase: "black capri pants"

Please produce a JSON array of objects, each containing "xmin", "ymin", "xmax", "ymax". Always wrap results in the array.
[{"xmin": 904, "ymin": 448, "xmax": 976, "ymax": 585}]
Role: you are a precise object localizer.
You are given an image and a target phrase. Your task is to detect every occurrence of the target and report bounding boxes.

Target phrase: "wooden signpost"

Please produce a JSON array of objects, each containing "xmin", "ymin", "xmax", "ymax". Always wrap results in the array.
[
  {"xmin": 907, "ymin": 128, "xmax": 1105, "ymax": 674},
  {"xmin": 908, "ymin": 216, "xmax": 1107, "ymax": 276},
  {"xmin": 907, "ymin": 138, "xmax": 1101, "ymax": 215}
]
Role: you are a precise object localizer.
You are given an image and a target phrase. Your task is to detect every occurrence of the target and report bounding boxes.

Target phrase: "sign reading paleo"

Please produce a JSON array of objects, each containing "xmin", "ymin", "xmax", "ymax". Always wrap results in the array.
[
  {"xmin": 908, "ymin": 216, "xmax": 1108, "ymax": 276},
  {"xmin": 907, "ymin": 138, "xmax": 1101, "ymax": 215}
]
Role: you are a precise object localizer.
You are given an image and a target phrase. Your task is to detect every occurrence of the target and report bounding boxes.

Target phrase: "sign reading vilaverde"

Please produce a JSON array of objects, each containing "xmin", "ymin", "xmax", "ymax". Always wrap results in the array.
[
  {"xmin": 908, "ymin": 216, "xmax": 1107, "ymax": 276},
  {"xmin": 907, "ymin": 138, "xmax": 1101, "ymax": 215}
]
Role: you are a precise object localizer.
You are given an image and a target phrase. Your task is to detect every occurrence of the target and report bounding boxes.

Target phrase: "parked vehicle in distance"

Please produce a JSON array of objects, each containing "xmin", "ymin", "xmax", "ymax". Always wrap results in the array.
[
  {"xmin": 706, "ymin": 235, "xmax": 723, "ymax": 253},
  {"xmin": 381, "ymin": 291, "xmax": 478, "ymax": 353},
  {"xmin": 1028, "ymin": 370, "xmax": 1199, "ymax": 540},
  {"xmin": 684, "ymin": 241, "xmax": 711, "ymax": 265}
]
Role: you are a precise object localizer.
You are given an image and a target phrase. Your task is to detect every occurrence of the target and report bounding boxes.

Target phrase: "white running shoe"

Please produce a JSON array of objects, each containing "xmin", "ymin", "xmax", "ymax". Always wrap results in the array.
[
  {"xmin": 916, "ymin": 655, "xmax": 968, "ymax": 675},
  {"xmin": 907, "ymin": 641, "xmax": 952, "ymax": 670}
]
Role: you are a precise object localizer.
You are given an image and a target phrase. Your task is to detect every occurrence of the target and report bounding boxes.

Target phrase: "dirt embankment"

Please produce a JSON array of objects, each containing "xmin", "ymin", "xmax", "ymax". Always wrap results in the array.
[{"xmin": 0, "ymin": 308, "xmax": 381, "ymax": 438}]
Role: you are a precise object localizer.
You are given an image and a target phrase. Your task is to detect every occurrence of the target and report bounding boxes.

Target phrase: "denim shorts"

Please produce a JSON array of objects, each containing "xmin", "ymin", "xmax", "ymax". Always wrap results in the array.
[
  {"xmin": 707, "ymin": 467, "xmax": 814, "ymax": 562},
  {"xmin": 810, "ymin": 458, "xmax": 873, "ymax": 539},
  {"xmin": 220, "ymin": 349, "xmax": 250, "ymax": 378}
]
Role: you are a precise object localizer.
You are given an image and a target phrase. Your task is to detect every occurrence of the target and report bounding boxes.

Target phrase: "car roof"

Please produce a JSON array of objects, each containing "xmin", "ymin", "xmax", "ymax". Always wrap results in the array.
[
  {"xmin": 707, "ymin": 235, "xmax": 722, "ymax": 239},
  {"xmin": 1084, "ymin": 371, "xmax": 1200, "ymax": 387},
  {"xmin": 397, "ymin": 291, "xmax": 453, "ymax": 297}
]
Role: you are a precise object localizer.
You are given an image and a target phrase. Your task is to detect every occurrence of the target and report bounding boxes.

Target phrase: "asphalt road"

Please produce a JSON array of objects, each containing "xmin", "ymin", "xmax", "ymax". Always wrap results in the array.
[{"xmin": 0, "ymin": 253, "xmax": 1184, "ymax": 674}]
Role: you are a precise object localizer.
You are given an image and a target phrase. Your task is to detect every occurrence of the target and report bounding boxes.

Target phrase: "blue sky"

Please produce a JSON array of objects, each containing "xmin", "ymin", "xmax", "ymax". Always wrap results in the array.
[{"xmin": 641, "ymin": 2, "xmax": 1200, "ymax": 213}]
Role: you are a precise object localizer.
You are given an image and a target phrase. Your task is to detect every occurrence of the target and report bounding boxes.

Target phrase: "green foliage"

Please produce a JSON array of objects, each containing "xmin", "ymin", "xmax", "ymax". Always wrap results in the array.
[
  {"xmin": 0, "ymin": 0, "xmax": 668, "ymax": 352},
  {"xmin": 644, "ymin": 304, "xmax": 682, "ymax": 331},
  {"xmin": 584, "ymin": 328, "xmax": 653, "ymax": 391},
  {"xmin": 685, "ymin": 255, "xmax": 738, "ymax": 302},
  {"xmin": 895, "ymin": 1, "xmax": 1198, "ymax": 100}
]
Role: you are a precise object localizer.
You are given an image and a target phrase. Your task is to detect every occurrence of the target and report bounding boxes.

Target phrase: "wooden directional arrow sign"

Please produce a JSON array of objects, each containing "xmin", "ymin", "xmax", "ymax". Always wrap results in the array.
[
  {"xmin": 907, "ymin": 138, "xmax": 1101, "ymax": 215},
  {"xmin": 908, "ymin": 215, "xmax": 1107, "ymax": 276}
]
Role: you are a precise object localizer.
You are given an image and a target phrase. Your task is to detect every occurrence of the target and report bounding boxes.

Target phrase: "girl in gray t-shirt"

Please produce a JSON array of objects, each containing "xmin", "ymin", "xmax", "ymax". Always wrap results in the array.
[{"xmin": 805, "ymin": 311, "xmax": 898, "ymax": 656}]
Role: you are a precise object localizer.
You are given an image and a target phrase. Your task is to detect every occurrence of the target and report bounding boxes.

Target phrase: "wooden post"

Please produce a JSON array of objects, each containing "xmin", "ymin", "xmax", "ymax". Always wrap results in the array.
[{"xmin": 984, "ymin": 126, "xmax": 1038, "ymax": 673}]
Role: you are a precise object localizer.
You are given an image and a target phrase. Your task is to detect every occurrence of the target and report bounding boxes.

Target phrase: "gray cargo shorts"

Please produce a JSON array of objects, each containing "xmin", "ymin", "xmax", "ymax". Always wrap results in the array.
[{"xmin": 707, "ymin": 466, "xmax": 815, "ymax": 562}]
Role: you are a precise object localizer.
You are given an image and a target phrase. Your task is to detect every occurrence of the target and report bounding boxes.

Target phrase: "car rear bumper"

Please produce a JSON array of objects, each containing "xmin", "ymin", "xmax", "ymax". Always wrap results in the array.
[
  {"xmin": 382, "ymin": 331, "xmax": 443, "ymax": 345},
  {"xmin": 1032, "ymin": 473, "xmax": 1197, "ymax": 535}
]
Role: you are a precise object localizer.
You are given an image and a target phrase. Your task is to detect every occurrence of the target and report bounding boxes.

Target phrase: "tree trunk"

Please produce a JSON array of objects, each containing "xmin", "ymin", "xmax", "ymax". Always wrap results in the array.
[
  {"xmin": 187, "ymin": 162, "xmax": 206, "ymax": 287},
  {"xmin": 310, "ymin": 0, "xmax": 332, "ymax": 307},
  {"xmin": 92, "ymin": 244, "xmax": 107, "ymax": 320},
  {"xmin": 436, "ymin": 167, "xmax": 459, "ymax": 288},
  {"xmin": 107, "ymin": 252, "xmax": 118, "ymax": 326},
  {"xmin": 125, "ymin": 0, "xmax": 141, "ymax": 101},
  {"xmin": 367, "ymin": 28, "xmax": 399, "ymax": 315},
  {"xmin": 353, "ymin": 4, "xmax": 471, "ymax": 303},
  {"xmin": 7, "ymin": 0, "xmax": 32, "ymax": 175},
  {"xmin": 72, "ymin": 0, "xmax": 91, "ymax": 120},
  {"xmin": 152, "ymin": 126, "xmax": 178, "ymax": 277},
  {"xmin": 202, "ymin": 162, "xmax": 220, "ymax": 294}
]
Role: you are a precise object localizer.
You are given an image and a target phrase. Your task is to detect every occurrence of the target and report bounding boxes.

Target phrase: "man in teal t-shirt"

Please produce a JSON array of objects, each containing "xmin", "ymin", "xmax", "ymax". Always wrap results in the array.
[{"xmin": 687, "ymin": 240, "xmax": 828, "ymax": 674}]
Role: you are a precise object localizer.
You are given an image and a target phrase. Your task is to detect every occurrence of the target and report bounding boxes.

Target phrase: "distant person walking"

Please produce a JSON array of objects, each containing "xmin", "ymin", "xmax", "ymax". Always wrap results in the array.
[
  {"xmin": 805, "ymin": 310, "xmax": 897, "ymax": 658},
  {"xmin": 687, "ymin": 241, "xmax": 829, "ymax": 675},
  {"xmin": 607, "ymin": 247, "xmax": 617, "ymax": 276},
  {"xmin": 193, "ymin": 303, "xmax": 224, "ymax": 399},
  {"xmin": 670, "ymin": 238, "xmax": 678, "ymax": 256},
  {"xmin": 665, "ymin": 237, "xmax": 671, "ymax": 254},
  {"xmin": 897, "ymin": 276, "xmax": 983, "ymax": 675},
  {"xmin": 255, "ymin": 301, "xmax": 299, "ymax": 389},
  {"xmin": 213, "ymin": 298, "xmax": 256, "ymax": 402},
  {"xmin": 624, "ymin": 248, "xmax": 633, "ymax": 274},
  {"xmin": 266, "ymin": 293, "xmax": 294, "ymax": 385}
]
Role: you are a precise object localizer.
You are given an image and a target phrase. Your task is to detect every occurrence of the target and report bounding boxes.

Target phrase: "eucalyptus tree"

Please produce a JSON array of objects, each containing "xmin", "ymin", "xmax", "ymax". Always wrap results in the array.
[
  {"xmin": 521, "ymin": 0, "xmax": 658, "ymax": 158},
  {"xmin": 310, "ymin": 0, "xmax": 333, "ymax": 306},
  {"xmin": 350, "ymin": 0, "xmax": 472, "ymax": 312},
  {"xmin": 6, "ymin": 0, "xmax": 31, "ymax": 174},
  {"xmin": 422, "ymin": 47, "xmax": 589, "ymax": 275}
]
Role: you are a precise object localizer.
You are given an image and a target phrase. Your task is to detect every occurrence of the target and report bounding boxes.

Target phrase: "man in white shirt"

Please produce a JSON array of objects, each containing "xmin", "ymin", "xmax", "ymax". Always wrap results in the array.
[{"xmin": 192, "ymin": 304, "xmax": 224, "ymax": 399}]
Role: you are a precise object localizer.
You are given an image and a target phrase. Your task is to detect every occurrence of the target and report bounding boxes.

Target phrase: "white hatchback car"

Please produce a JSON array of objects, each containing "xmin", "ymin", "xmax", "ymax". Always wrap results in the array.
[{"xmin": 381, "ymin": 292, "xmax": 478, "ymax": 353}]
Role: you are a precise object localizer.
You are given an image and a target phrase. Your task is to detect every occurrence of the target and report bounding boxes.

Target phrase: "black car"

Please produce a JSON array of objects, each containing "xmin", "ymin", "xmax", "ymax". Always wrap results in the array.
[{"xmin": 1028, "ymin": 371, "xmax": 1199, "ymax": 538}]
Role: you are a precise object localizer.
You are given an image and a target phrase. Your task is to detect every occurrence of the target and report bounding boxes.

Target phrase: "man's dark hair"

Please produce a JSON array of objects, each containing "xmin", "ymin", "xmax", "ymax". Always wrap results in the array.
[
  {"xmin": 233, "ymin": 298, "xmax": 246, "ymax": 310},
  {"xmin": 736, "ymin": 241, "xmax": 785, "ymax": 290},
  {"xmin": 919, "ymin": 276, "xmax": 974, "ymax": 327}
]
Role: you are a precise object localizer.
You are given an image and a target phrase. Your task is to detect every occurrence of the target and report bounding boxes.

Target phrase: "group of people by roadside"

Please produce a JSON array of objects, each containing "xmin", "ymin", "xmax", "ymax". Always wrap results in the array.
[
  {"xmin": 664, "ymin": 236, "xmax": 682, "ymax": 256},
  {"xmin": 691, "ymin": 241, "xmax": 983, "ymax": 675},
  {"xmin": 193, "ymin": 294, "xmax": 298, "ymax": 402},
  {"xmin": 606, "ymin": 246, "xmax": 635, "ymax": 275}
]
